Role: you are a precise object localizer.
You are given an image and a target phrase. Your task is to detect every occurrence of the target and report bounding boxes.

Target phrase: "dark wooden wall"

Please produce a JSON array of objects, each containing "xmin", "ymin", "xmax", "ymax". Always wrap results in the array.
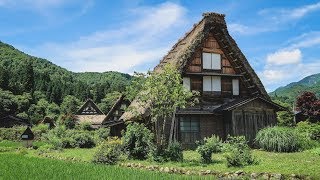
[{"xmin": 225, "ymin": 99, "xmax": 277, "ymax": 142}]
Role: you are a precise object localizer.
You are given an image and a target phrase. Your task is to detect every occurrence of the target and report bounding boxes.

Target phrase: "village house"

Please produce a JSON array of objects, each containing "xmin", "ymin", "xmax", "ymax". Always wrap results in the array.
[
  {"xmin": 120, "ymin": 12, "xmax": 284, "ymax": 148},
  {"xmin": 75, "ymin": 98, "xmax": 127, "ymax": 136}
]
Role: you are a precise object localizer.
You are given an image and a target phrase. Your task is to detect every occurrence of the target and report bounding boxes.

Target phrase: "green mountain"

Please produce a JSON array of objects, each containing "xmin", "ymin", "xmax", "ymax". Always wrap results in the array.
[
  {"xmin": 270, "ymin": 73, "xmax": 320, "ymax": 104},
  {"xmin": 0, "ymin": 41, "xmax": 131, "ymax": 104}
]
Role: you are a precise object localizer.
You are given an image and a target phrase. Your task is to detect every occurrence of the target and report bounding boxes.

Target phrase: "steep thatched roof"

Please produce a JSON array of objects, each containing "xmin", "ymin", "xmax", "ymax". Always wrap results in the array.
[
  {"xmin": 76, "ymin": 115, "xmax": 106, "ymax": 125},
  {"xmin": 120, "ymin": 12, "xmax": 270, "ymax": 122},
  {"xmin": 76, "ymin": 99, "xmax": 104, "ymax": 115}
]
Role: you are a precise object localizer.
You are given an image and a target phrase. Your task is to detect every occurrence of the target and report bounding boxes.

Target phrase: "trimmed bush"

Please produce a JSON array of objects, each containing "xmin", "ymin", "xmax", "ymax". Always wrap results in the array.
[
  {"xmin": 92, "ymin": 138, "xmax": 123, "ymax": 165},
  {"xmin": 196, "ymin": 135, "xmax": 223, "ymax": 164},
  {"xmin": 150, "ymin": 142, "xmax": 183, "ymax": 162},
  {"xmin": 255, "ymin": 126, "xmax": 302, "ymax": 152},
  {"xmin": 224, "ymin": 136, "xmax": 256, "ymax": 167},
  {"xmin": 122, "ymin": 123, "xmax": 154, "ymax": 160}
]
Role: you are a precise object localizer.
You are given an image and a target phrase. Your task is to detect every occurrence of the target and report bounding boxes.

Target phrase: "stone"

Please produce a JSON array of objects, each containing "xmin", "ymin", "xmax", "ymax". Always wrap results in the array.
[
  {"xmin": 186, "ymin": 171, "xmax": 191, "ymax": 175},
  {"xmin": 262, "ymin": 173, "xmax": 270, "ymax": 179},
  {"xmin": 271, "ymin": 173, "xmax": 283, "ymax": 180},
  {"xmin": 251, "ymin": 172, "xmax": 259, "ymax": 179},
  {"xmin": 235, "ymin": 170, "xmax": 244, "ymax": 175},
  {"xmin": 164, "ymin": 167, "xmax": 170, "ymax": 173},
  {"xmin": 205, "ymin": 170, "xmax": 212, "ymax": 174}
]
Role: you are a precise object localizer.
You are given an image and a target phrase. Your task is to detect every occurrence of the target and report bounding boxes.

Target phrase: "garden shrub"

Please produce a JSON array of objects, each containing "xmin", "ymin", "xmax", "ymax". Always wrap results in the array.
[
  {"xmin": 0, "ymin": 127, "xmax": 25, "ymax": 141},
  {"xmin": 149, "ymin": 145, "xmax": 167, "ymax": 162},
  {"xmin": 296, "ymin": 121, "xmax": 320, "ymax": 141},
  {"xmin": 196, "ymin": 135, "xmax": 223, "ymax": 163},
  {"xmin": 94, "ymin": 127, "xmax": 110, "ymax": 144},
  {"xmin": 70, "ymin": 132, "xmax": 95, "ymax": 148},
  {"xmin": 123, "ymin": 123, "xmax": 154, "ymax": 160},
  {"xmin": 149, "ymin": 142, "xmax": 183, "ymax": 162},
  {"xmin": 165, "ymin": 142, "xmax": 183, "ymax": 162},
  {"xmin": 224, "ymin": 136, "xmax": 256, "ymax": 167},
  {"xmin": 255, "ymin": 126, "xmax": 302, "ymax": 152},
  {"xmin": 76, "ymin": 122, "xmax": 93, "ymax": 131},
  {"xmin": 92, "ymin": 137, "xmax": 123, "ymax": 165}
]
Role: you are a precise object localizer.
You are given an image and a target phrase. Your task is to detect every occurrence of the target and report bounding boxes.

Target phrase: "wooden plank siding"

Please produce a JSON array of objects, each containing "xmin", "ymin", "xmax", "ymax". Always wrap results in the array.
[{"xmin": 228, "ymin": 99, "xmax": 277, "ymax": 142}]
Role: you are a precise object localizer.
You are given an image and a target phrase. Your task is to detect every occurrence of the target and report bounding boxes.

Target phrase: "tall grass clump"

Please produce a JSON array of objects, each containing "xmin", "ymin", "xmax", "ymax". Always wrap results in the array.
[{"xmin": 255, "ymin": 126, "xmax": 301, "ymax": 152}]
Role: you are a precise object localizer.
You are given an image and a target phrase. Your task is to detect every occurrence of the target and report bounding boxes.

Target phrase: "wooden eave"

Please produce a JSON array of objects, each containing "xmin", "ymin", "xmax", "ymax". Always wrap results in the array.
[{"xmin": 184, "ymin": 72, "xmax": 243, "ymax": 77}]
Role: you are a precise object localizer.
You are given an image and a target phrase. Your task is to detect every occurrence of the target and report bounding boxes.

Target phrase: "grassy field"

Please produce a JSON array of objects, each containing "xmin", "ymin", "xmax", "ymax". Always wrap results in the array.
[
  {"xmin": 1, "ymin": 141, "xmax": 320, "ymax": 179},
  {"xmin": 0, "ymin": 153, "xmax": 203, "ymax": 180}
]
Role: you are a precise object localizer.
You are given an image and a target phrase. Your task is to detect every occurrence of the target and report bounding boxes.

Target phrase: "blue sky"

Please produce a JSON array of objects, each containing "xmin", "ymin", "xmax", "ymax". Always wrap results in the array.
[{"xmin": 1, "ymin": 0, "xmax": 320, "ymax": 92}]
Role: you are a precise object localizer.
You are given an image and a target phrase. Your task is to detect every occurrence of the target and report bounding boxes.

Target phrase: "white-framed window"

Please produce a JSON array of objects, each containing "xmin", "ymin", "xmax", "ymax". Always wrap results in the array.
[
  {"xmin": 232, "ymin": 79, "xmax": 239, "ymax": 95},
  {"xmin": 203, "ymin": 76, "xmax": 221, "ymax": 92},
  {"xmin": 202, "ymin": 52, "xmax": 221, "ymax": 70},
  {"xmin": 183, "ymin": 77, "xmax": 191, "ymax": 91}
]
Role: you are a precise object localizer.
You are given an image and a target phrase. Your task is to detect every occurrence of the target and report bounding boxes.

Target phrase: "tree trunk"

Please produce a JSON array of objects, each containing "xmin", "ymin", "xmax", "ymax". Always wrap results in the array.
[{"xmin": 169, "ymin": 107, "xmax": 176, "ymax": 144}]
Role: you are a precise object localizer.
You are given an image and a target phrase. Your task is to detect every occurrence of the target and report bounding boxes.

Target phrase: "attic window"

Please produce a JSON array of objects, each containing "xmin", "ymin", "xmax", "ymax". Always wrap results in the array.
[{"xmin": 202, "ymin": 52, "xmax": 221, "ymax": 70}]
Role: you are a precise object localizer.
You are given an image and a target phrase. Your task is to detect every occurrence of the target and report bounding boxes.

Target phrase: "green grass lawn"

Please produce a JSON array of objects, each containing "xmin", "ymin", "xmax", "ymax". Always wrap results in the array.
[
  {"xmin": 1, "ymin": 140, "xmax": 320, "ymax": 178},
  {"xmin": 0, "ymin": 153, "xmax": 201, "ymax": 180},
  {"xmin": 31, "ymin": 147, "xmax": 320, "ymax": 178}
]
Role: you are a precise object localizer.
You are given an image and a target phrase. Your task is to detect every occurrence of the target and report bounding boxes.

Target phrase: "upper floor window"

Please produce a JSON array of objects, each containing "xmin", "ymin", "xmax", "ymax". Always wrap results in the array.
[
  {"xmin": 203, "ymin": 76, "xmax": 221, "ymax": 92},
  {"xmin": 203, "ymin": 52, "xmax": 221, "ymax": 70},
  {"xmin": 183, "ymin": 77, "xmax": 191, "ymax": 91}
]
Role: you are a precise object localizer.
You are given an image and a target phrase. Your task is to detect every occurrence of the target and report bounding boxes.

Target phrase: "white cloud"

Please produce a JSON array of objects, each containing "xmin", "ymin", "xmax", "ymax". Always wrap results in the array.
[
  {"xmin": 22, "ymin": 2, "xmax": 188, "ymax": 73},
  {"xmin": 261, "ymin": 69, "xmax": 287, "ymax": 82},
  {"xmin": 287, "ymin": 31, "xmax": 320, "ymax": 49},
  {"xmin": 259, "ymin": 61, "xmax": 320, "ymax": 91},
  {"xmin": 287, "ymin": 2, "xmax": 320, "ymax": 19},
  {"xmin": 231, "ymin": 2, "xmax": 320, "ymax": 35},
  {"xmin": 266, "ymin": 49, "xmax": 301, "ymax": 65}
]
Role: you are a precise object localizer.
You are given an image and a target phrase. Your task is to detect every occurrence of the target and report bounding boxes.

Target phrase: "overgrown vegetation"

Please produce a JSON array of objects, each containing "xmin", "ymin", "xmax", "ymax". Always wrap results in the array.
[
  {"xmin": 123, "ymin": 123, "xmax": 154, "ymax": 160},
  {"xmin": 223, "ymin": 136, "xmax": 257, "ymax": 167},
  {"xmin": 196, "ymin": 135, "xmax": 222, "ymax": 163}
]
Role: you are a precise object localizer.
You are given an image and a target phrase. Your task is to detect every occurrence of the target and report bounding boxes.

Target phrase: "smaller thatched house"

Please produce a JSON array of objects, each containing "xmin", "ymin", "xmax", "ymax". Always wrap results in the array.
[
  {"xmin": 104, "ymin": 95, "xmax": 130, "ymax": 136},
  {"xmin": 39, "ymin": 117, "xmax": 56, "ymax": 129},
  {"xmin": 0, "ymin": 115, "xmax": 31, "ymax": 128},
  {"xmin": 75, "ymin": 98, "xmax": 128, "ymax": 135},
  {"xmin": 75, "ymin": 99, "xmax": 107, "ymax": 129}
]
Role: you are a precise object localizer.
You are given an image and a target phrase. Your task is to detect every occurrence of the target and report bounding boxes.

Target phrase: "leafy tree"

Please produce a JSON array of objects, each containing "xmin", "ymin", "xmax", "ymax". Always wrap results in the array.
[
  {"xmin": 127, "ymin": 64, "xmax": 195, "ymax": 145},
  {"xmin": 0, "ymin": 64, "xmax": 9, "ymax": 90},
  {"xmin": 27, "ymin": 98, "xmax": 50, "ymax": 123},
  {"xmin": 60, "ymin": 95, "xmax": 81, "ymax": 114},
  {"xmin": 125, "ymin": 72, "xmax": 146, "ymax": 101},
  {"xmin": 21, "ymin": 59, "xmax": 35, "ymax": 93},
  {"xmin": 98, "ymin": 91, "xmax": 122, "ymax": 114},
  {"xmin": 0, "ymin": 89, "xmax": 18, "ymax": 116}
]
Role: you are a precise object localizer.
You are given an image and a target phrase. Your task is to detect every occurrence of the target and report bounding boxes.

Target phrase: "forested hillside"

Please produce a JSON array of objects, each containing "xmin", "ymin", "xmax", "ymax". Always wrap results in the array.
[
  {"xmin": 0, "ymin": 41, "xmax": 131, "ymax": 123},
  {"xmin": 270, "ymin": 73, "xmax": 320, "ymax": 104}
]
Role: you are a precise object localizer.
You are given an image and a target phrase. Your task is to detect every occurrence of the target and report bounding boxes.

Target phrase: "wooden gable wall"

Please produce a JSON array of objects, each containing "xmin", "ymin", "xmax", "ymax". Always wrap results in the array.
[{"xmin": 183, "ymin": 33, "xmax": 249, "ymax": 98}]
